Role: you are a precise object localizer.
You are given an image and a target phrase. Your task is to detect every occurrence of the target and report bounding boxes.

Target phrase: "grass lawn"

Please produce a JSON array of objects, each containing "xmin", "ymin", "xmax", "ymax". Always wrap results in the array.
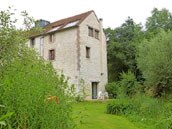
[{"xmin": 72, "ymin": 101, "xmax": 150, "ymax": 129}]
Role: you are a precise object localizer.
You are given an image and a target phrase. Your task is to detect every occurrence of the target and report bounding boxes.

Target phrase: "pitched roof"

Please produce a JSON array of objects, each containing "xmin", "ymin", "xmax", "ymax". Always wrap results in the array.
[
  {"xmin": 29, "ymin": 10, "xmax": 94, "ymax": 38},
  {"xmin": 44, "ymin": 10, "xmax": 94, "ymax": 33}
]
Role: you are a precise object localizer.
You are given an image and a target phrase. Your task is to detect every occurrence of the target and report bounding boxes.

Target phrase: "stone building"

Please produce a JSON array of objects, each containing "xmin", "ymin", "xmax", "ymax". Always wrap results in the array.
[{"xmin": 27, "ymin": 10, "xmax": 107, "ymax": 99}]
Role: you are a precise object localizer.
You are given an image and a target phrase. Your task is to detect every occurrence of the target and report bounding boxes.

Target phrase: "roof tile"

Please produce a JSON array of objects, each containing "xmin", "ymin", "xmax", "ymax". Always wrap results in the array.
[{"xmin": 44, "ymin": 10, "xmax": 93, "ymax": 33}]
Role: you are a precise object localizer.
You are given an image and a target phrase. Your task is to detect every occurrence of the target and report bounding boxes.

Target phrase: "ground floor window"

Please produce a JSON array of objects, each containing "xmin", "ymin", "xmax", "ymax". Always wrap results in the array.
[{"xmin": 49, "ymin": 49, "xmax": 55, "ymax": 60}]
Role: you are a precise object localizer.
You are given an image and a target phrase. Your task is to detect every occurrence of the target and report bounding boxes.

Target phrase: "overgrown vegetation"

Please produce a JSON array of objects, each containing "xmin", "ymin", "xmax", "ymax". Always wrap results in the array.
[
  {"xmin": 75, "ymin": 79, "xmax": 89, "ymax": 102},
  {"xmin": 106, "ymin": 71, "xmax": 140, "ymax": 99},
  {"xmin": 105, "ymin": 82, "xmax": 119, "ymax": 98},
  {"xmin": 73, "ymin": 101, "xmax": 144, "ymax": 129},
  {"xmin": 105, "ymin": 7, "xmax": 172, "ymax": 129},
  {"xmin": 107, "ymin": 96, "xmax": 172, "ymax": 129},
  {"xmin": 0, "ymin": 8, "xmax": 75, "ymax": 129},
  {"xmin": 137, "ymin": 30, "xmax": 172, "ymax": 96},
  {"xmin": 1, "ymin": 5, "xmax": 172, "ymax": 129}
]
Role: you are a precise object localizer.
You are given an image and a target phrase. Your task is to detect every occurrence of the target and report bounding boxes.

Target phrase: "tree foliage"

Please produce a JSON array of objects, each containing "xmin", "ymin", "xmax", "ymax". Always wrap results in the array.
[
  {"xmin": 137, "ymin": 31, "xmax": 172, "ymax": 96},
  {"xmin": 105, "ymin": 17, "xmax": 144, "ymax": 81},
  {"xmin": 145, "ymin": 8, "xmax": 172, "ymax": 39}
]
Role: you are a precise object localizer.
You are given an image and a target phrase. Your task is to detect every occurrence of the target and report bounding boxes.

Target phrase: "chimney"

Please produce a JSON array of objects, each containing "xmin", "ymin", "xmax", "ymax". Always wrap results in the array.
[
  {"xmin": 99, "ymin": 18, "xmax": 103, "ymax": 27},
  {"xmin": 35, "ymin": 19, "xmax": 50, "ymax": 28}
]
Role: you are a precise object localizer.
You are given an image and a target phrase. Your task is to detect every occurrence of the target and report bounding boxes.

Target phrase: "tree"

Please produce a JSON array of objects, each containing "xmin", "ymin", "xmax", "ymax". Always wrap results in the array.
[
  {"xmin": 137, "ymin": 30, "xmax": 172, "ymax": 96},
  {"xmin": 145, "ymin": 8, "xmax": 172, "ymax": 39},
  {"xmin": 105, "ymin": 17, "xmax": 144, "ymax": 81}
]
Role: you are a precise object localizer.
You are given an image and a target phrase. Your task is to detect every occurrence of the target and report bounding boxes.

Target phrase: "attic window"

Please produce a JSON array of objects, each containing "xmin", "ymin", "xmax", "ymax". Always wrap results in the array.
[
  {"xmin": 88, "ymin": 27, "xmax": 93, "ymax": 37},
  {"xmin": 30, "ymin": 38, "xmax": 35, "ymax": 46},
  {"xmin": 48, "ymin": 26, "xmax": 61, "ymax": 33},
  {"xmin": 63, "ymin": 20, "xmax": 79, "ymax": 29}
]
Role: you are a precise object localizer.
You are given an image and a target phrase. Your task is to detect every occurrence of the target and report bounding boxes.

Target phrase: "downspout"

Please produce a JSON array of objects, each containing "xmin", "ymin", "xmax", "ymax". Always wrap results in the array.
[
  {"xmin": 99, "ymin": 18, "xmax": 104, "ymax": 75},
  {"xmin": 40, "ymin": 33, "xmax": 44, "ymax": 58}
]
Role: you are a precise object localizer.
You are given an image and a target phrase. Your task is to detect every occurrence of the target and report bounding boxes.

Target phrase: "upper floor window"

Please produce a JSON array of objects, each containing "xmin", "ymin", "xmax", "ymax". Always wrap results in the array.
[
  {"xmin": 95, "ymin": 30, "xmax": 99, "ymax": 39},
  {"xmin": 49, "ymin": 49, "xmax": 55, "ymax": 60},
  {"xmin": 86, "ymin": 46, "xmax": 90, "ymax": 58},
  {"xmin": 30, "ymin": 38, "xmax": 35, "ymax": 47},
  {"xmin": 88, "ymin": 27, "xmax": 93, "ymax": 37},
  {"xmin": 88, "ymin": 26, "xmax": 99, "ymax": 40},
  {"xmin": 49, "ymin": 33, "xmax": 55, "ymax": 42}
]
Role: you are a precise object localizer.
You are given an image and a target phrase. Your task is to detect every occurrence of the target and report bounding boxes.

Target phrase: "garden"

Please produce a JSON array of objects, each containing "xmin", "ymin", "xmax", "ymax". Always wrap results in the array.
[
  {"xmin": 1, "ymin": 7, "xmax": 172, "ymax": 129},
  {"xmin": 73, "ymin": 101, "xmax": 149, "ymax": 129}
]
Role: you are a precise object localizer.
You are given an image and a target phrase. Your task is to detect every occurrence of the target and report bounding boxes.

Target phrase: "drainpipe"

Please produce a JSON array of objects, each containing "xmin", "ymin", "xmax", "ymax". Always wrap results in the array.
[{"xmin": 99, "ymin": 18, "xmax": 104, "ymax": 75}]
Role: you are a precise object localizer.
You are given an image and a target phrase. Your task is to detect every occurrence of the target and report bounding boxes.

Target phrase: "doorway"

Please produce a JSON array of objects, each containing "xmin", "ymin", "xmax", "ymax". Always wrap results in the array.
[{"xmin": 92, "ymin": 82, "xmax": 98, "ymax": 99}]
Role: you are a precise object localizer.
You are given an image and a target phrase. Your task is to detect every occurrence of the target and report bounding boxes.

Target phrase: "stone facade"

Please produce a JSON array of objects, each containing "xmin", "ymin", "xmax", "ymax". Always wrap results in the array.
[{"xmin": 27, "ymin": 11, "xmax": 107, "ymax": 100}]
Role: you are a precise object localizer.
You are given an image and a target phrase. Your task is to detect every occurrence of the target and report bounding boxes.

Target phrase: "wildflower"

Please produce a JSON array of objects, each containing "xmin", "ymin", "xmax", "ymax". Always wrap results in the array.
[{"xmin": 46, "ymin": 95, "xmax": 59, "ymax": 104}]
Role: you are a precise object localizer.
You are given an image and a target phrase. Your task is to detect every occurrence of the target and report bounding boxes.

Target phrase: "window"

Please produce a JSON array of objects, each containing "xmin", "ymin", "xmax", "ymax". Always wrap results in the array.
[
  {"xmin": 63, "ymin": 20, "xmax": 79, "ymax": 28},
  {"xmin": 49, "ymin": 49, "xmax": 55, "ymax": 60},
  {"xmin": 49, "ymin": 33, "xmax": 55, "ymax": 42},
  {"xmin": 88, "ymin": 26, "xmax": 100, "ymax": 39},
  {"xmin": 95, "ymin": 30, "xmax": 99, "ymax": 39},
  {"xmin": 88, "ymin": 27, "xmax": 93, "ymax": 37},
  {"xmin": 86, "ymin": 47, "xmax": 90, "ymax": 58},
  {"xmin": 48, "ymin": 25, "xmax": 61, "ymax": 33},
  {"xmin": 30, "ymin": 38, "xmax": 35, "ymax": 46}
]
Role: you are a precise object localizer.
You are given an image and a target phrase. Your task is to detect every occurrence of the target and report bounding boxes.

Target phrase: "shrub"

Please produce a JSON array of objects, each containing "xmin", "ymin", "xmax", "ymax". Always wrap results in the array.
[
  {"xmin": 106, "ymin": 72, "xmax": 141, "ymax": 99},
  {"xmin": 119, "ymin": 71, "xmax": 141, "ymax": 97},
  {"xmin": 0, "ymin": 51, "xmax": 76, "ymax": 129},
  {"xmin": 105, "ymin": 82, "xmax": 120, "ymax": 98},
  {"xmin": 0, "ymin": 8, "xmax": 75, "ymax": 129},
  {"xmin": 107, "ymin": 99, "xmax": 133, "ymax": 115}
]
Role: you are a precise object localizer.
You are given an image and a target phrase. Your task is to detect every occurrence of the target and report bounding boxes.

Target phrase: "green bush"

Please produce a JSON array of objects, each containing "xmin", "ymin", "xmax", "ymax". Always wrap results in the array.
[
  {"xmin": 106, "ymin": 72, "xmax": 141, "ymax": 99},
  {"xmin": 105, "ymin": 82, "xmax": 120, "ymax": 98},
  {"xmin": 0, "ymin": 50, "xmax": 76, "ymax": 129},
  {"xmin": 107, "ymin": 99, "xmax": 133, "ymax": 115},
  {"xmin": 119, "ymin": 71, "xmax": 141, "ymax": 97},
  {"xmin": 0, "ymin": 9, "xmax": 75, "ymax": 129}
]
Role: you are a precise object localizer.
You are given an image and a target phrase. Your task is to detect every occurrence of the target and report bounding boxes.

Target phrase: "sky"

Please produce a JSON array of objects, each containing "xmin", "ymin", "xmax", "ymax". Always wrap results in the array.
[{"xmin": 1, "ymin": 0, "xmax": 172, "ymax": 29}]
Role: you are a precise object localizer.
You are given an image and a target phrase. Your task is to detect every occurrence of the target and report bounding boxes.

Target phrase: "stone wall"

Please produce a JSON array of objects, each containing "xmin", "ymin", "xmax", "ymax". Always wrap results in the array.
[
  {"xmin": 79, "ymin": 12, "xmax": 108, "ymax": 99},
  {"xmin": 44, "ymin": 28, "xmax": 79, "ymax": 87},
  {"xmin": 27, "ymin": 28, "xmax": 79, "ymax": 87},
  {"xmin": 26, "ymin": 12, "xmax": 108, "ymax": 100}
]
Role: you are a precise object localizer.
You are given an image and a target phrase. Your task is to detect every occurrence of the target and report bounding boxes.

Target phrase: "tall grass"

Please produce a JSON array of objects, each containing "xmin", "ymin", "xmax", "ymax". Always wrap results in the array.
[
  {"xmin": 107, "ymin": 95, "xmax": 172, "ymax": 129},
  {"xmin": 0, "ymin": 8, "xmax": 75, "ymax": 128},
  {"xmin": 0, "ymin": 49, "xmax": 76, "ymax": 129}
]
